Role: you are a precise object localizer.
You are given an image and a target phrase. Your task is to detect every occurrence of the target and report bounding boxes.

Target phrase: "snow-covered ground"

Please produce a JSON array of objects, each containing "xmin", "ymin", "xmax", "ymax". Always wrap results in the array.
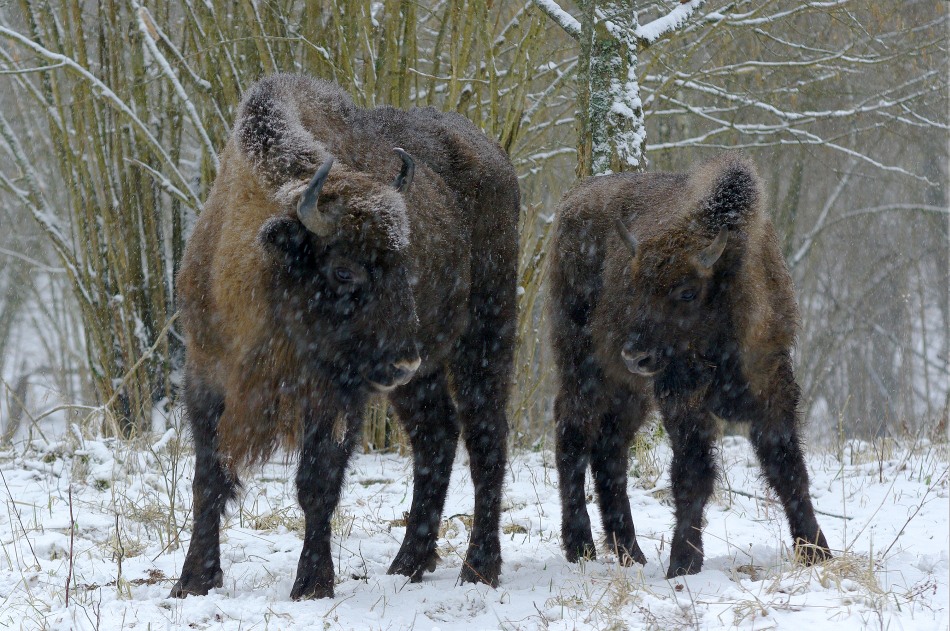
[{"xmin": 0, "ymin": 426, "xmax": 946, "ymax": 630}]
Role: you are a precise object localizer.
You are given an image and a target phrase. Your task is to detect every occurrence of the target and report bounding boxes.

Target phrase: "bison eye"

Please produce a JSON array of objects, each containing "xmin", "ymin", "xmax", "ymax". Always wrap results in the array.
[
  {"xmin": 674, "ymin": 286, "xmax": 699, "ymax": 302},
  {"xmin": 334, "ymin": 267, "xmax": 356, "ymax": 283},
  {"xmin": 325, "ymin": 257, "xmax": 368, "ymax": 291}
]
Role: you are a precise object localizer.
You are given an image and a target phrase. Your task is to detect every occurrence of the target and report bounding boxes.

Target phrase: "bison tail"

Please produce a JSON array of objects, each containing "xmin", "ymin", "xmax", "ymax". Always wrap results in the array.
[{"xmin": 689, "ymin": 152, "xmax": 763, "ymax": 232}]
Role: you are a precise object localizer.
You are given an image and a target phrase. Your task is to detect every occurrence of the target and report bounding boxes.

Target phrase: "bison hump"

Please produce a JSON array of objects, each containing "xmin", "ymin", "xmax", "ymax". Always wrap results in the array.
[
  {"xmin": 236, "ymin": 74, "xmax": 352, "ymax": 189},
  {"xmin": 689, "ymin": 152, "xmax": 763, "ymax": 232}
]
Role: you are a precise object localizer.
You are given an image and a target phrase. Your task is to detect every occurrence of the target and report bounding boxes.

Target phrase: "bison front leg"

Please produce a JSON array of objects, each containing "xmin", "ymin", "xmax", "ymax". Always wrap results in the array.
[
  {"xmin": 388, "ymin": 371, "xmax": 460, "ymax": 582},
  {"xmin": 291, "ymin": 413, "xmax": 357, "ymax": 600},
  {"xmin": 749, "ymin": 361, "xmax": 832, "ymax": 566},
  {"xmin": 591, "ymin": 410, "xmax": 646, "ymax": 566},
  {"xmin": 171, "ymin": 378, "xmax": 236, "ymax": 598},
  {"xmin": 662, "ymin": 404, "xmax": 717, "ymax": 578}
]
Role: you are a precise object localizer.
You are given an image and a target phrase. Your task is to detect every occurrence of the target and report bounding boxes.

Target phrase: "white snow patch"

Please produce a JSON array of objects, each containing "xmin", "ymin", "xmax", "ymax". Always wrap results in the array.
[{"xmin": 0, "ymin": 434, "xmax": 946, "ymax": 630}]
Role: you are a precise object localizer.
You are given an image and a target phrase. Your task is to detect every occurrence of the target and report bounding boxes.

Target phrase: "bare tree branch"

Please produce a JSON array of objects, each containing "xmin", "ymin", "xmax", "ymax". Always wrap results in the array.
[
  {"xmin": 531, "ymin": 0, "xmax": 581, "ymax": 40},
  {"xmin": 0, "ymin": 24, "xmax": 200, "ymax": 207},
  {"xmin": 636, "ymin": 0, "xmax": 710, "ymax": 47}
]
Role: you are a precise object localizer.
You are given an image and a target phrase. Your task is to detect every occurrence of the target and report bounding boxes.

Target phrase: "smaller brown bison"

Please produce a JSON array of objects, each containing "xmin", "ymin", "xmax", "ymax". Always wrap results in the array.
[
  {"xmin": 548, "ymin": 153, "xmax": 832, "ymax": 578},
  {"xmin": 170, "ymin": 75, "xmax": 518, "ymax": 599}
]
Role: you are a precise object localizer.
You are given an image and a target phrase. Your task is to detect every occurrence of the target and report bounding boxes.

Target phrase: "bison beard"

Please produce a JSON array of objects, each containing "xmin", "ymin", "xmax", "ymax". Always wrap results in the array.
[
  {"xmin": 170, "ymin": 74, "xmax": 518, "ymax": 599},
  {"xmin": 548, "ymin": 152, "xmax": 832, "ymax": 578}
]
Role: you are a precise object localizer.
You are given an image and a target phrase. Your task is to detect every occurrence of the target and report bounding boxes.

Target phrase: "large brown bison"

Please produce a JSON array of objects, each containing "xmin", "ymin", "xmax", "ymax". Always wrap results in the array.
[
  {"xmin": 170, "ymin": 74, "xmax": 518, "ymax": 599},
  {"xmin": 548, "ymin": 153, "xmax": 832, "ymax": 578}
]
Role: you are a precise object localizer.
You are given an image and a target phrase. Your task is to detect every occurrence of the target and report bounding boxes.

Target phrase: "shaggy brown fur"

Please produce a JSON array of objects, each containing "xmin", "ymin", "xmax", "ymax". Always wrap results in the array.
[
  {"xmin": 172, "ymin": 74, "xmax": 518, "ymax": 600},
  {"xmin": 549, "ymin": 153, "xmax": 832, "ymax": 578}
]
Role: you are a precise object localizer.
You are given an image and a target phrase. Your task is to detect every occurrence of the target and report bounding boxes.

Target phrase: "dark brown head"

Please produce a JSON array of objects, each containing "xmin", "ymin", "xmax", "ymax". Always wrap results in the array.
[
  {"xmin": 258, "ymin": 149, "xmax": 422, "ymax": 394},
  {"xmin": 607, "ymin": 154, "xmax": 762, "ymax": 388}
]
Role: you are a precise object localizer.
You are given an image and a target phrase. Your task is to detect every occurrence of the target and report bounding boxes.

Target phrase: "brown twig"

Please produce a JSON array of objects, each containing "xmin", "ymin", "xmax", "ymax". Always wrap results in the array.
[
  {"xmin": 726, "ymin": 487, "xmax": 853, "ymax": 521},
  {"xmin": 0, "ymin": 465, "xmax": 39, "ymax": 568},
  {"xmin": 66, "ymin": 484, "xmax": 74, "ymax": 606},
  {"xmin": 880, "ymin": 463, "xmax": 949, "ymax": 559}
]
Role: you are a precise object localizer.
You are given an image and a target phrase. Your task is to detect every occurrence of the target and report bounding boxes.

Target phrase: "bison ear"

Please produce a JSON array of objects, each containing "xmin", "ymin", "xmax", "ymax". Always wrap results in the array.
[
  {"xmin": 259, "ymin": 216, "xmax": 312, "ymax": 267},
  {"xmin": 694, "ymin": 228, "xmax": 729, "ymax": 270},
  {"xmin": 392, "ymin": 147, "xmax": 414, "ymax": 193}
]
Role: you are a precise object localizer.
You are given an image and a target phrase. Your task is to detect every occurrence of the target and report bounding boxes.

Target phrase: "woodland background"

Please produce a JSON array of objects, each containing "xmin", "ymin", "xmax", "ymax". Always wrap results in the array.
[{"xmin": 0, "ymin": 0, "xmax": 946, "ymax": 448}]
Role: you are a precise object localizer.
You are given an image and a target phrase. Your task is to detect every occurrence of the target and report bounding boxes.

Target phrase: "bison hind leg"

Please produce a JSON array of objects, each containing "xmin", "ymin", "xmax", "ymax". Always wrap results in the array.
[
  {"xmin": 451, "ymin": 318, "xmax": 514, "ymax": 587},
  {"xmin": 387, "ymin": 370, "xmax": 460, "ymax": 582},
  {"xmin": 794, "ymin": 539, "xmax": 834, "ymax": 566},
  {"xmin": 750, "ymin": 420, "xmax": 833, "ymax": 565},
  {"xmin": 169, "ymin": 567, "xmax": 224, "ymax": 599},
  {"xmin": 748, "ymin": 360, "xmax": 832, "ymax": 567},
  {"xmin": 663, "ymin": 406, "xmax": 718, "ymax": 579},
  {"xmin": 389, "ymin": 547, "xmax": 441, "ymax": 582}
]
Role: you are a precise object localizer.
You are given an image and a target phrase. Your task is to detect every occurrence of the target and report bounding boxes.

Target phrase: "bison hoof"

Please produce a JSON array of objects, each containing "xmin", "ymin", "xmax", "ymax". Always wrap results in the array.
[
  {"xmin": 169, "ymin": 567, "xmax": 223, "ymax": 598},
  {"xmin": 666, "ymin": 550, "xmax": 703, "ymax": 579},
  {"xmin": 563, "ymin": 526, "xmax": 597, "ymax": 563},
  {"xmin": 388, "ymin": 546, "xmax": 440, "ymax": 582},
  {"xmin": 458, "ymin": 541, "xmax": 501, "ymax": 587},
  {"xmin": 290, "ymin": 574, "xmax": 334, "ymax": 600},
  {"xmin": 794, "ymin": 539, "xmax": 833, "ymax": 566},
  {"xmin": 666, "ymin": 561, "xmax": 702, "ymax": 579},
  {"xmin": 611, "ymin": 540, "xmax": 647, "ymax": 567},
  {"xmin": 565, "ymin": 543, "xmax": 597, "ymax": 563}
]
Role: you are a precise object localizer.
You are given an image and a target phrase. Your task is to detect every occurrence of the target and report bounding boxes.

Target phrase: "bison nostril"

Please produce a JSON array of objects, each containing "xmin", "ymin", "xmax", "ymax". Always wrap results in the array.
[
  {"xmin": 621, "ymin": 348, "xmax": 656, "ymax": 375},
  {"xmin": 391, "ymin": 357, "xmax": 421, "ymax": 384},
  {"xmin": 394, "ymin": 356, "xmax": 421, "ymax": 373}
]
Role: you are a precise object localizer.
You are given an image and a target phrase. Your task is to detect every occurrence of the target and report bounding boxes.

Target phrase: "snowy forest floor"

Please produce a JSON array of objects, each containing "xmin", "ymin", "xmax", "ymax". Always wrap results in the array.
[{"xmin": 0, "ymin": 425, "xmax": 947, "ymax": 630}]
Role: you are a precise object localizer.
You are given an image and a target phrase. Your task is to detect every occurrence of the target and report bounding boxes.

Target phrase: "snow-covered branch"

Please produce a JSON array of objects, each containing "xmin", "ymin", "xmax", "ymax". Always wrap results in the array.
[
  {"xmin": 132, "ymin": 3, "xmax": 219, "ymax": 170},
  {"xmin": 521, "ymin": 59, "xmax": 578, "ymax": 128},
  {"xmin": 0, "ymin": 24, "xmax": 201, "ymax": 207},
  {"xmin": 719, "ymin": 0, "xmax": 851, "ymax": 28},
  {"xmin": 635, "ymin": 0, "xmax": 709, "ymax": 47},
  {"xmin": 790, "ymin": 161, "xmax": 855, "ymax": 268},
  {"xmin": 531, "ymin": 0, "xmax": 581, "ymax": 39},
  {"xmin": 0, "ymin": 112, "xmax": 95, "ymax": 308},
  {"xmin": 647, "ymin": 88, "xmax": 940, "ymax": 185}
]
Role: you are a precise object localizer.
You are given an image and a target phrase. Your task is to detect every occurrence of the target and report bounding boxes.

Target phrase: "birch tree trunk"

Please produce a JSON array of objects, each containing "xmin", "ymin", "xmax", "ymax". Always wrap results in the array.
[
  {"xmin": 536, "ymin": 0, "xmax": 707, "ymax": 175},
  {"xmin": 577, "ymin": 0, "xmax": 645, "ymax": 176}
]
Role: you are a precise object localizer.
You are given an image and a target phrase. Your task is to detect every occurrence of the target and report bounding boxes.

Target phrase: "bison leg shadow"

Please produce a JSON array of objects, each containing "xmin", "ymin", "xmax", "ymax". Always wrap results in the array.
[
  {"xmin": 387, "ymin": 370, "xmax": 460, "ymax": 581},
  {"xmin": 170, "ymin": 377, "xmax": 237, "ymax": 598},
  {"xmin": 291, "ymin": 409, "xmax": 358, "ymax": 600}
]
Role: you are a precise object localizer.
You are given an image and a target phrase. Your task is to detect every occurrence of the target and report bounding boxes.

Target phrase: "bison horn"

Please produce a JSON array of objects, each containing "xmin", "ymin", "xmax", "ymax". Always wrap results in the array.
[
  {"xmin": 297, "ymin": 157, "xmax": 336, "ymax": 236},
  {"xmin": 614, "ymin": 218, "xmax": 638, "ymax": 258},
  {"xmin": 393, "ymin": 148, "xmax": 414, "ymax": 193},
  {"xmin": 696, "ymin": 228, "xmax": 729, "ymax": 269}
]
